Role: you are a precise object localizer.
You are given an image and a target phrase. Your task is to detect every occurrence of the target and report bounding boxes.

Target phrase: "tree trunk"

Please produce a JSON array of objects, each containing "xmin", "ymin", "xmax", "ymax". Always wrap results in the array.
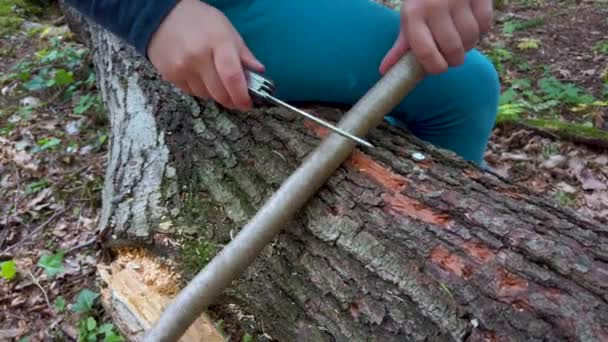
[{"xmin": 65, "ymin": 5, "xmax": 608, "ymax": 342}]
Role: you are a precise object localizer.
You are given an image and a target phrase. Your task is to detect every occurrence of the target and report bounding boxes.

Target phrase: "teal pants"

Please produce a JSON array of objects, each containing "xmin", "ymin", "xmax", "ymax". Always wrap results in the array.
[{"xmin": 210, "ymin": 0, "xmax": 501, "ymax": 165}]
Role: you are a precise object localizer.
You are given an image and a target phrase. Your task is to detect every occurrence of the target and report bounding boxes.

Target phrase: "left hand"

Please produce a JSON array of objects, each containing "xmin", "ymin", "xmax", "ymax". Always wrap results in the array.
[{"xmin": 380, "ymin": 0, "xmax": 493, "ymax": 75}]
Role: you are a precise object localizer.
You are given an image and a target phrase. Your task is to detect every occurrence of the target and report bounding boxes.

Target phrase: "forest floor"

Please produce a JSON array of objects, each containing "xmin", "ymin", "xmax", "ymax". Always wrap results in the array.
[{"xmin": 0, "ymin": 0, "xmax": 606, "ymax": 341}]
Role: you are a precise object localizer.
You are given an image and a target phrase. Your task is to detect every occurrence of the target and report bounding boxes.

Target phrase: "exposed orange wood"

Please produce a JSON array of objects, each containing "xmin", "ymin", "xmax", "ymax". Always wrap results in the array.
[
  {"xmin": 428, "ymin": 244, "xmax": 474, "ymax": 279},
  {"xmin": 495, "ymin": 268, "xmax": 529, "ymax": 299},
  {"xmin": 346, "ymin": 150, "xmax": 408, "ymax": 191},
  {"xmin": 382, "ymin": 193, "xmax": 453, "ymax": 227},
  {"xmin": 98, "ymin": 248, "xmax": 225, "ymax": 342},
  {"xmin": 460, "ymin": 241, "xmax": 496, "ymax": 264}
]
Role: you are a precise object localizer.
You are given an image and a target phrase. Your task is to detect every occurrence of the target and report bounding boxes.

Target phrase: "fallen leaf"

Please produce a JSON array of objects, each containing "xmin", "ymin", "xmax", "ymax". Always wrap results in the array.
[
  {"xmin": 26, "ymin": 188, "xmax": 53, "ymax": 211},
  {"xmin": 567, "ymin": 157, "xmax": 586, "ymax": 178},
  {"xmin": 556, "ymin": 181, "xmax": 577, "ymax": 194},
  {"xmin": 52, "ymin": 222, "xmax": 68, "ymax": 238},
  {"xmin": 500, "ymin": 152, "xmax": 532, "ymax": 161},
  {"xmin": 558, "ymin": 69, "xmax": 572, "ymax": 78},
  {"xmin": 579, "ymin": 169, "xmax": 607, "ymax": 191},
  {"xmin": 582, "ymin": 69, "xmax": 596, "ymax": 76},
  {"xmin": 19, "ymin": 96, "xmax": 41, "ymax": 108},
  {"xmin": 13, "ymin": 150, "xmax": 38, "ymax": 172},
  {"xmin": 0, "ymin": 329, "xmax": 22, "ymax": 340},
  {"xmin": 541, "ymin": 155, "xmax": 568, "ymax": 169},
  {"xmin": 585, "ymin": 192, "xmax": 603, "ymax": 208}
]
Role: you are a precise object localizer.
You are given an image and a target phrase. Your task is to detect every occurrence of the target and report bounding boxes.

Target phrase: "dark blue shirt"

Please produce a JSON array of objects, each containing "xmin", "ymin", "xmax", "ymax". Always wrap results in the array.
[{"xmin": 64, "ymin": 0, "xmax": 177, "ymax": 57}]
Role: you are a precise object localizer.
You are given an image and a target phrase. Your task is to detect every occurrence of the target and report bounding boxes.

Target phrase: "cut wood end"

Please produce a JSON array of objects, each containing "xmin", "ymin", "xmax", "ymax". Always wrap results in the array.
[{"xmin": 98, "ymin": 247, "xmax": 225, "ymax": 342}]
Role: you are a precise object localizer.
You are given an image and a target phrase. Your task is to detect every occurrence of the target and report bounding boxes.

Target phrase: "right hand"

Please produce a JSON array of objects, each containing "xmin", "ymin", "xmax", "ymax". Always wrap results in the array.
[{"xmin": 147, "ymin": 0, "xmax": 265, "ymax": 111}]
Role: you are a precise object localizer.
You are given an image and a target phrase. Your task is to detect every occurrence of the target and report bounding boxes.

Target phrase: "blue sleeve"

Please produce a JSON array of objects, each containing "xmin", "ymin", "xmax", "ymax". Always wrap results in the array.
[{"xmin": 64, "ymin": 0, "xmax": 178, "ymax": 57}]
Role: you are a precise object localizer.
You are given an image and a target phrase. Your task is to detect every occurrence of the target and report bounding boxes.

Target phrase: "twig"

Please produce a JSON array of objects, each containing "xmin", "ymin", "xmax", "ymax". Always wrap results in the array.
[
  {"xmin": 2, "ymin": 209, "xmax": 67, "ymax": 254},
  {"xmin": 66, "ymin": 237, "xmax": 97, "ymax": 254},
  {"xmin": 27, "ymin": 271, "xmax": 53, "ymax": 312}
]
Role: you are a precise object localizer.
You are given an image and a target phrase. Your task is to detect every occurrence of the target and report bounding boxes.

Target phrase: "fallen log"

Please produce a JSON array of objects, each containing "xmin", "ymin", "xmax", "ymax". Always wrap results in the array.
[{"xmin": 62, "ymin": 3, "xmax": 608, "ymax": 341}]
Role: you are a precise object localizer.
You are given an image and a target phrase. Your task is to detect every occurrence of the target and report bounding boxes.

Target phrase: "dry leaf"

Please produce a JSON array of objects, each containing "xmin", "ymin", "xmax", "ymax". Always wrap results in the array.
[
  {"xmin": 26, "ymin": 187, "xmax": 53, "ymax": 211},
  {"xmin": 582, "ymin": 69, "xmax": 596, "ymax": 76},
  {"xmin": 500, "ymin": 152, "xmax": 532, "ymax": 161},
  {"xmin": 556, "ymin": 181, "xmax": 577, "ymax": 194},
  {"xmin": 13, "ymin": 150, "xmax": 38, "ymax": 172},
  {"xmin": 595, "ymin": 155, "xmax": 608, "ymax": 165},
  {"xmin": 541, "ymin": 155, "xmax": 568, "ymax": 169},
  {"xmin": 582, "ymin": 177, "xmax": 607, "ymax": 191}
]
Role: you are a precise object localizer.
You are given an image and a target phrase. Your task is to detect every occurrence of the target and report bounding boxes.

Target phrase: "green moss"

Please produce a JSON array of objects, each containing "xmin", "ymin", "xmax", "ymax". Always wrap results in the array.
[
  {"xmin": 0, "ymin": 0, "xmax": 48, "ymax": 35},
  {"xmin": 177, "ymin": 239, "xmax": 218, "ymax": 280},
  {"xmin": 524, "ymin": 118, "xmax": 608, "ymax": 141},
  {"xmin": 0, "ymin": 15, "xmax": 21, "ymax": 29},
  {"xmin": 0, "ymin": 0, "xmax": 44, "ymax": 16}
]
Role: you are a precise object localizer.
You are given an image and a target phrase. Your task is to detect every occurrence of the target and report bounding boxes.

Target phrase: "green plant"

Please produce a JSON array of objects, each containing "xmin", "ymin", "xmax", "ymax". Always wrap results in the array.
[
  {"xmin": 555, "ymin": 191, "xmax": 575, "ymax": 207},
  {"xmin": 37, "ymin": 250, "xmax": 64, "ymax": 277},
  {"xmin": 486, "ymin": 45, "xmax": 513, "ymax": 74},
  {"xmin": 0, "ymin": 259, "xmax": 17, "ymax": 280},
  {"xmin": 538, "ymin": 76, "xmax": 595, "ymax": 106},
  {"xmin": 517, "ymin": 37, "xmax": 541, "ymax": 50},
  {"xmin": 502, "ymin": 17, "xmax": 544, "ymax": 36},
  {"xmin": 71, "ymin": 289, "xmax": 124, "ymax": 342},
  {"xmin": 54, "ymin": 296, "xmax": 66, "ymax": 312},
  {"xmin": 594, "ymin": 40, "xmax": 608, "ymax": 55}
]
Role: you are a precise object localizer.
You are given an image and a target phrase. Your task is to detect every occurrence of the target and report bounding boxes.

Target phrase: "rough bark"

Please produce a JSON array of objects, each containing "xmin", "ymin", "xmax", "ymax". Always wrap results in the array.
[{"xmin": 65, "ymin": 5, "xmax": 608, "ymax": 342}]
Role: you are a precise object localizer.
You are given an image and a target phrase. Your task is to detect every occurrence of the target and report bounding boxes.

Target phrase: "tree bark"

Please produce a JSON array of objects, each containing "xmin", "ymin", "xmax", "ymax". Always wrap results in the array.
[{"xmin": 65, "ymin": 5, "xmax": 608, "ymax": 342}]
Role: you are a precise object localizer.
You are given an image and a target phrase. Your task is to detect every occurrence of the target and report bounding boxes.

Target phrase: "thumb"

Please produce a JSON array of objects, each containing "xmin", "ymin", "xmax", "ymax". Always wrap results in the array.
[
  {"xmin": 239, "ymin": 41, "xmax": 265, "ymax": 73},
  {"xmin": 379, "ymin": 31, "xmax": 409, "ymax": 75}
]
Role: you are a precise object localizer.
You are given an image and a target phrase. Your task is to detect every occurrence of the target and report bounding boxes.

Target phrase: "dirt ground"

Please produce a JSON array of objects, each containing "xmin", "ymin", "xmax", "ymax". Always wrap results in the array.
[{"xmin": 0, "ymin": 0, "xmax": 606, "ymax": 341}]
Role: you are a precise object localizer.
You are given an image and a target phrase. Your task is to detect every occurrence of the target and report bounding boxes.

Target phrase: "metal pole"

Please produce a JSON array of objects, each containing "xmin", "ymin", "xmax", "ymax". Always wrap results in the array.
[{"xmin": 143, "ymin": 53, "xmax": 424, "ymax": 341}]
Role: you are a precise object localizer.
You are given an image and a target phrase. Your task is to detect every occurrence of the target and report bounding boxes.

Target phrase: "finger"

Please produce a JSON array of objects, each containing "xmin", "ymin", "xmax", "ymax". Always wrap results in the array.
[
  {"xmin": 238, "ymin": 40, "xmax": 265, "ymax": 73},
  {"xmin": 379, "ymin": 31, "xmax": 409, "ymax": 75},
  {"xmin": 215, "ymin": 43, "xmax": 252, "ymax": 110},
  {"xmin": 186, "ymin": 77, "xmax": 210, "ymax": 100},
  {"xmin": 175, "ymin": 81, "xmax": 193, "ymax": 95},
  {"xmin": 406, "ymin": 15, "xmax": 447, "ymax": 74},
  {"xmin": 452, "ymin": 6, "xmax": 480, "ymax": 51},
  {"xmin": 471, "ymin": 0, "xmax": 493, "ymax": 33},
  {"xmin": 202, "ymin": 55, "xmax": 234, "ymax": 109},
  {"xmin": 428, "ymin": 10, "xmax": 465, "ymax": 67}
]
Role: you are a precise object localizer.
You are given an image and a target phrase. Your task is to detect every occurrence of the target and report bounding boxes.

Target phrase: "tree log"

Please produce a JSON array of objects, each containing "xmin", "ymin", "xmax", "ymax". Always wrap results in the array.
[{"xmin": 66, "ymin": 5, "xmax": 608, "ymax": 342}]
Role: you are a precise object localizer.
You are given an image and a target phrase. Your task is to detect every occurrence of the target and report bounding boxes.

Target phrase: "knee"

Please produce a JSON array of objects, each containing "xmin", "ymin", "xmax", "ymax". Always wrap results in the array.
[{"xmin": 458, "ymin": 50, "xmax": 501, "ymax": 125}]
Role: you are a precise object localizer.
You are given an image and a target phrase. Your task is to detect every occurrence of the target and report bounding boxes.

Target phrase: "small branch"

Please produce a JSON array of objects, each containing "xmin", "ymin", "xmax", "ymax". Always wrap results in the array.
[
  {"xmin": 27, "ymin": 272, "xmax": 53, "ymax": 312},
  {"xmin": 66, "ymin": 237, "xmax": 97, "ymax": 254}
]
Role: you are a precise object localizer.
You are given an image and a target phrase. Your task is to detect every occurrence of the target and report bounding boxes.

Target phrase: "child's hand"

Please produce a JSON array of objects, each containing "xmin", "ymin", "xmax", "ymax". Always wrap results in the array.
[
  {"xmin": 380, "ymin": 0, "xmax": 492, "ymax": 75},
  {"xmin": 147, "ymin": 0, "xmax": 265, "ymax": 111}
]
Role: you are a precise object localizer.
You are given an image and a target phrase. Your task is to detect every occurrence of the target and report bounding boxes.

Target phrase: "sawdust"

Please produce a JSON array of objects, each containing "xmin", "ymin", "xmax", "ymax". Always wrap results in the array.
[{"xmin": 111, "ymin": 247, "xmax": 182, "ymax": 296}]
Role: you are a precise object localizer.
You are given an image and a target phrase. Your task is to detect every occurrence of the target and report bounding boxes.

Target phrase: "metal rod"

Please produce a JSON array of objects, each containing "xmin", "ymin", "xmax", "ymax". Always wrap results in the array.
[
  {"xmin": 143, "ymin": 52, "xmax": 424, "ymax": 342},
  {"xmin": 264, "ymin": 94, "xmax": 375, "ymax": 148}
]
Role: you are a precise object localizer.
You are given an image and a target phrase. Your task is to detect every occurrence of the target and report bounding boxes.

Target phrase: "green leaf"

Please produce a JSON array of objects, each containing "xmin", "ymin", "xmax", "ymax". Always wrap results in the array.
[
  {"xmin": 86, "ymin": 317, "xmax": 97, "ymax": 331},
  {"xmin": 23, "ymin": 75, "xmax": 47, "ymax": 91},
  {"xmin": 242, "ymin": 333, "xmax": 254, "ymax": 342},
  {"xmin": 54, "ymin": 296, "xmax": 66, "ymax": 312},
  {"xmin": 53, "ymin": 69, "xmax": 74, "ymax": 86},
  {"xmin": 32, "ymin": 137, "xmax": 61, "ymax": 153},
  {"xmin": 99, "ymin": 324, "xmax": 124, "ymax": 342},
  {"xmin": 0, "ymin": 260, "xmax": 17, "ymax": 280},
  {"xmin": 37, "ymin": 250, "xmax": 64, "ymax": 277},
  {"xmin": 98, "ymin": 324, "xmax": 114, "ymax": 335},
  {"xmin": 104, "ymin": 333, "xmax": 124, "ymax": 342},
  {"xmin": 72, "ymin": 289, "xmax": 99, "ymax": 313}
]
